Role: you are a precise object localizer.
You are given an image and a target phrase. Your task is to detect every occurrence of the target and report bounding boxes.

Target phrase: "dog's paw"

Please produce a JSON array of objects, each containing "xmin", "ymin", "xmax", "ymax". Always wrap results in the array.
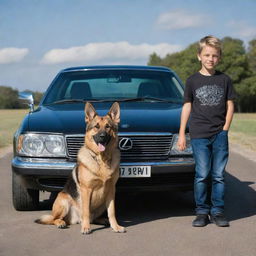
[
  {"xmin": 57, "ymin": 223, "xmax": 67, "ymax": 229},
  {"xmin": 112, "ymin": 225, "xmax": 126, "ymax": 233},
  {"xmin": 55, "ymin": 219, "xmax": 67, "ymax": 229},
  {"xmin": 81, "ymin": 227, "xmax": 92, "ymax": 235}
]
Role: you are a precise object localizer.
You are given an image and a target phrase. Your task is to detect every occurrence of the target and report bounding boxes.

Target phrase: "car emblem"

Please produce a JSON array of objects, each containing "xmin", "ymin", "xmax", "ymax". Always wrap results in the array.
[
  {"xmin": 119, "ymin": 137, "xmax": 133, "ymax": 151},
  {"xmin": 121, "ymin": 123, "xmax": 130, "ymax": 128}
]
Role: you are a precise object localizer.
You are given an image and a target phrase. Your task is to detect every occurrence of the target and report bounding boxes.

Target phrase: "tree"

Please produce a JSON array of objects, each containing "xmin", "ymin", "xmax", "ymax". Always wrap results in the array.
[
  {"xmin": 247, "ymin": 39, "xmax": 256, "ymax": 74},
  {"xmin": 0, "ymin": 86, "xmax": 22, "ymax": 109},
  {"xmin": 33, "ymin": 91, "xmax": 44, "ymax": 105},
  {"xmin": 235, "ymin": 76, "xmax": 256, "ymax": 112},
  {"xmin": 218, "ymin": 37, "xmax": 250, "ymax": 84},
  {"xmin": 148, "ymin": 52, "xmax": 162, "ymax": 66}
]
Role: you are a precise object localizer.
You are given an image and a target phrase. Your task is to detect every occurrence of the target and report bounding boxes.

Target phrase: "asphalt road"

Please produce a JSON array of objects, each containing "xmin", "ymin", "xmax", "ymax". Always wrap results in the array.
[{"xmin": 0, "ymin": 150, "xmax": 255, "ymax": 256}]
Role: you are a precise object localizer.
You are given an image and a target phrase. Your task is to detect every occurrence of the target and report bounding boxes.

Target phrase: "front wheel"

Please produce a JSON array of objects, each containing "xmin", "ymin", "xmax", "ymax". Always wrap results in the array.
[{"xmin": 12, "ymin": 172, "xmax": 39, "ymax": 211}]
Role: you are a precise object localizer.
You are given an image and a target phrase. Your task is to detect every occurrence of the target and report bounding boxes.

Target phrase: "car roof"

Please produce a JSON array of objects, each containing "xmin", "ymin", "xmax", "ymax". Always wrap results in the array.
[{"xmin": 61, "ymin": 65, "xmax": 173, "ymax": 73}]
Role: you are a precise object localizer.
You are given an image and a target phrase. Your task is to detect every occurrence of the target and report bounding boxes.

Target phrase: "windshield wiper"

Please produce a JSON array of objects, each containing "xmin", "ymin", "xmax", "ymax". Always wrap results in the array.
[
  {"xmin": 87, "ymin": 97, "xmax": 176, "ymax": 103},
  {"xmin": 46, "ymin": 98, "xmax": 119, "ymax": 105},
  {"xmin": 46, "ymin": 97, "xmax": 180, "ymax": 105},
  {"xmin": 117, "ymin": 97, "xmax": 178, "ymax": 103},
  {"xmin": 47, "ymin": 99, "xmax": 86, "ymax": 105}
]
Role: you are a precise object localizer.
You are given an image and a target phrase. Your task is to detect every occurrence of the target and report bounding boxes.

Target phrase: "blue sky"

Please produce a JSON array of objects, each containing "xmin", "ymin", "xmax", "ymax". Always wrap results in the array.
[{"xmin": 0, "ymin": 0, "xmax": 256, "ymax": 92}]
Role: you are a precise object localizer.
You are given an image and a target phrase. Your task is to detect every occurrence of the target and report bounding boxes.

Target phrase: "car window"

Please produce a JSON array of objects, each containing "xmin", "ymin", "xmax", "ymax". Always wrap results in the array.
[{"xmin": 43, "ymin": 70, "xmax": 184, "ymax": 104}]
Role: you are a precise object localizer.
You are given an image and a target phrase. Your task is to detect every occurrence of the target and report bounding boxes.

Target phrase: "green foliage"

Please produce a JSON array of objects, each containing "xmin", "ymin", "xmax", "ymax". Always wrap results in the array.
[
  {"xmin": 0, "ymin": 86, "xmax": 22, "ymax": 109},
  {"xmin": 148, "ymin": 36, "xmax": 256, "ymax": 112},
  {"xmin": 218, "ymin": 37, "xmax": 250, "ymax": 83},
  {"xmin": 248, "ymin": 39, "xmax": 256, "ymax": 74},
  {"xmin": 148, "ymin": 53, "xmax": 162, "ymax": 66},
  {"xmin": 235, "ymin": 76, "xmax": 256, "ymax": 112}
]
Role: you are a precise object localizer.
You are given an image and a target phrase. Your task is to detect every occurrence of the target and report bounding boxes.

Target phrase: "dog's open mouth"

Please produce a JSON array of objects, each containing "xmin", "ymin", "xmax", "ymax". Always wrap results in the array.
[
  {"xmin": 93, "ymin": 132, "xmax": 111, "ymax": 152},
  {"xmin": 97, "ymin": 143, "xmax": 106, "ymax": 152}
]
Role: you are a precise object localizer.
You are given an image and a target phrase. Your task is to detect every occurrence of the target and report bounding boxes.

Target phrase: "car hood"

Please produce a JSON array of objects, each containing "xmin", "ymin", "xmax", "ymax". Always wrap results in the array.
[{"xmin": 25, "ymin": 102, "xmax": 182, "ymax": 134}]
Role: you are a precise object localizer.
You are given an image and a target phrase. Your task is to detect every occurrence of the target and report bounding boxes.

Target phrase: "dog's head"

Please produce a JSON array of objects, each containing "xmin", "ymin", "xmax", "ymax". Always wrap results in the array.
[{"xmin": 84, "ymin": 102, "xmax": 120, "ymax": 154}]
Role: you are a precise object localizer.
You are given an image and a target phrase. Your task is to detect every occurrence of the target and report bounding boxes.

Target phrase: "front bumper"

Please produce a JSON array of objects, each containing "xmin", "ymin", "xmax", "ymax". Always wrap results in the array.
[{"xmin": 12, "ymin": 156, "xmax": 195, "ymax": 191}]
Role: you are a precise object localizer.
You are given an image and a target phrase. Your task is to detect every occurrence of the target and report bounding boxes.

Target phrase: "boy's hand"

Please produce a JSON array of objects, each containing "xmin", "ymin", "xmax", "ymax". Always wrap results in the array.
[{"xmin": 177, "ymin": 134, "xmax": 186, "ymax": 151}]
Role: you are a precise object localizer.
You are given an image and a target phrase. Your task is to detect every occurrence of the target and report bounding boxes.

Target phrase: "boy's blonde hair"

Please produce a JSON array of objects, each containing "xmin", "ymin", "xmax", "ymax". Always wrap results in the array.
[{"xmin": 198, "ymin": 35, "xmax": 222, "ymax": 56}]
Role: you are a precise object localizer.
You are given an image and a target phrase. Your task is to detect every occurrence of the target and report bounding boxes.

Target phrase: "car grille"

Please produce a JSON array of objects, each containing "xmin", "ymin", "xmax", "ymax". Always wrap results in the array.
[
  {"xmin": 65, "ymin": 133, "xmax": 173, "ymax": 162},
  {"xmin": 66, "ymin": 136, "xmax": 85, "ymax": 160}
]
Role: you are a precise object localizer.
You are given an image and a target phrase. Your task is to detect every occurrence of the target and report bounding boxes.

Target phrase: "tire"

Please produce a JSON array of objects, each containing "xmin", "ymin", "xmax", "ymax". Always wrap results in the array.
[{"xmin": 12, "ymin": 172, "xmax": 39, "ymax": 211}]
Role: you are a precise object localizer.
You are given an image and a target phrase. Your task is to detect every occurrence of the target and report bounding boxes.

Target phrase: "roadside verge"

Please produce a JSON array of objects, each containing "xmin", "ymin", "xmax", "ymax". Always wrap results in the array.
[
  {"xmin": 230, "ymin": 143, "xmax": 256, "ymax": 163},
  {"xmin": 0, "ymin": 145, "xmax": 12, "ymax": 159}
]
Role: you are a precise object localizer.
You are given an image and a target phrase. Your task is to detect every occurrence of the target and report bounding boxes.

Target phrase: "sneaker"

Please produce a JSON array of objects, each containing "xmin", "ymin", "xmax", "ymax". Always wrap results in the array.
[
  {"xmin": 192, "ymin": 214, "xmax": 209, "ymax": 227},
  {"xmin": 210, "ymin": 214, "xmax": 229, "ymax": 227}
]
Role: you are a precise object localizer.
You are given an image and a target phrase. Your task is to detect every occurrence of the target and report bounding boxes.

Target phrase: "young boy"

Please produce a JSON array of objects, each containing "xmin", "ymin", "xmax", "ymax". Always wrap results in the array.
[{"xmin": 178, "ymin": 35, "xmax": 236, "ymax": 227}]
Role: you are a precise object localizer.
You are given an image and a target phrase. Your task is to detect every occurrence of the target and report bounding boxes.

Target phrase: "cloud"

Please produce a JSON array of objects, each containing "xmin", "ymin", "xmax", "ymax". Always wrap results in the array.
[
  {"xmin": 227, "ymin": 21, "xmax": 256, "ymax": 39},
  {"xmin": 0, "ymin": 48, "xmax": 29, "ymax": 64},
  {"xmin": 156, "ymin": 9, "xmax": 210, "ymax": 30},
  {"xmin": 41, "ymin": 41, "xmax": 182, "ymax": 64}
]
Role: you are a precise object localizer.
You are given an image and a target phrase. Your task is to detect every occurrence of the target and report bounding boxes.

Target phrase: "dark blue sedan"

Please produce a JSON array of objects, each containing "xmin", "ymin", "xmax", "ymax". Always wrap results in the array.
[{"xmin": 12, "ymin": 65, "xmax": 194, "ymax": 210}]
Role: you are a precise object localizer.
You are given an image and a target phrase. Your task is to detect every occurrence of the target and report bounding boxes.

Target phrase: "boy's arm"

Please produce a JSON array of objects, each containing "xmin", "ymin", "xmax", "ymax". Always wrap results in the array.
[
  {"xmin": 177, "ymin": 102, "xmax": 192, "ymax": 151},
  {"xmin": 223, "ymin": 100, "xmax": 234, "ymax": 131}
]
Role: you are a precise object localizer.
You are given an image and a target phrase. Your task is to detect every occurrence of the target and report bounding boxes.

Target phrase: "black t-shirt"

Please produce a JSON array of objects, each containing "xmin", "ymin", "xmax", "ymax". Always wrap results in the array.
[{"xmin": 184, "ymin": 71, "xmax": 236, "ymax": 139}]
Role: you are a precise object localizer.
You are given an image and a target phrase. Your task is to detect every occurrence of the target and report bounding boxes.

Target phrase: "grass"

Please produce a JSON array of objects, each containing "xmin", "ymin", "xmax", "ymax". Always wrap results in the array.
[
  {"xmin": 0, "ymin": 110, "xmax": 256, "ymax": 152},
  {"xmin": 0, "ymin": 109, "xmax": 28, "ymax": 148},
  {"xmin": 229, "ymin": 113, "xmax": 256, "ymax": 151}
]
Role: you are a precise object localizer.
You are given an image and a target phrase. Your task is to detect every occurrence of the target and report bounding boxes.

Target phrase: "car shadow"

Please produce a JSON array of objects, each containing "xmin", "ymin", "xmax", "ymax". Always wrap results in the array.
[
  {"xmin": 37, "ymin": 170, "xmax": 256, "ymax": 227},
  {"xmin": 115, "ymin": 190, "xmax": 195, "ymax": 227},
  {"xmin": 115, "ymin": 171, "xmax": 256, "ymax": 227}
]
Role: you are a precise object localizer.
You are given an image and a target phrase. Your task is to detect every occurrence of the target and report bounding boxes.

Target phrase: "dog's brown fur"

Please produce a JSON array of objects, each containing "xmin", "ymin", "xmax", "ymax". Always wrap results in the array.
[{"xmin": 35, "ymin": 102, "xmax": 125, "ymax": 234}]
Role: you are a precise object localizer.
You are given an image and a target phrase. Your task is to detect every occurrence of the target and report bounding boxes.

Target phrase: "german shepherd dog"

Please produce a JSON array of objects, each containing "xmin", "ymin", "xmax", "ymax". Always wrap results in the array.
[{"xmin": 36, "ymin": 102, "xmax": 125, "ymax": 234}]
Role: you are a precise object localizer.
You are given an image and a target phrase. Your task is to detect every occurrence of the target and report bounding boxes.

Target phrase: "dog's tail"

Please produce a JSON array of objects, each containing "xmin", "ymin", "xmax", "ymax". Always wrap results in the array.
[{"xmin": 35, "ymin": 215, "xmax": 55, "ymax": 225}]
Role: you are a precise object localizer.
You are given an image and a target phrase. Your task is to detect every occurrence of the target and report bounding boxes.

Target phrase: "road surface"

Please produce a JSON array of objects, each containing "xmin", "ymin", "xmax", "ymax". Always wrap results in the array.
[{"xmin": 0, "ymin": 150, "xmax": 255, "ymax": 256}]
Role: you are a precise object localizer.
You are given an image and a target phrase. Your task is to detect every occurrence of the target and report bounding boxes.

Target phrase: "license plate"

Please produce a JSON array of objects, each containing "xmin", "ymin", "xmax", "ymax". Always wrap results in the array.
[{"xmin": 119, "ymin": 166, "xmax": 151, "ymax": 178}]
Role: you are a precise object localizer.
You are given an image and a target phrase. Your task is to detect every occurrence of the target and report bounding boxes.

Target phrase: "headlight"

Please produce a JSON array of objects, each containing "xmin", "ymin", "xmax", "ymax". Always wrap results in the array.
[
  {"xmin": 17, "ymin": 133, "xmax": 66, "ymax": 157},
  {"xmin": 170, "ymin": 134, "xmax": 193, "ymax": 155}
]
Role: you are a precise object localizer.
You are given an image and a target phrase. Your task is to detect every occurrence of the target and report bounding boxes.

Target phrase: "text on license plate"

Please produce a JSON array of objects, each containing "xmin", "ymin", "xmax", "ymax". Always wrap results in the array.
[{"xmin": 119, "ymin": 166, "xmax": 151, "ymax": 178}]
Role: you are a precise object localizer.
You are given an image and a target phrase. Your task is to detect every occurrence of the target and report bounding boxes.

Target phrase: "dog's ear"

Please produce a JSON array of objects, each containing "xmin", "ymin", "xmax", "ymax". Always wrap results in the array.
[
  {"xmin": 108, "ymin": 102, "xmax": 120, "ymax": 124},
  {"xmin": 85, "ymin": 102, "xmax": 97, "ymax": 123}
]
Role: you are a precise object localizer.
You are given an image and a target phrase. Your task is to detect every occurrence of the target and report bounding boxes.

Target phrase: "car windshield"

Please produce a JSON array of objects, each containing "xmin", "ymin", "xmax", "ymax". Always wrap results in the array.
[{"xmin": 42, "ymin": 69, "xmax": 184, "ymax": 105}]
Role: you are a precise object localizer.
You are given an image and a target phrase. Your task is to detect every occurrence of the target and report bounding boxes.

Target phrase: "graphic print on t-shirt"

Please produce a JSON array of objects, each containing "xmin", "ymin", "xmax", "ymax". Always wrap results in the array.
[{"xmin": 195, "ymin": 85, "xmax": 224, "ymax": 106}]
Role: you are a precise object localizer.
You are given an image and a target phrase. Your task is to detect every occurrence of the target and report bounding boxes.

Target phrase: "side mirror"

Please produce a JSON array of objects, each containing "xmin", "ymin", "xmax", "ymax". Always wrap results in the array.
[{"xmin": 19, "ymin": 92, "xmax": 34, "ymax": 112}]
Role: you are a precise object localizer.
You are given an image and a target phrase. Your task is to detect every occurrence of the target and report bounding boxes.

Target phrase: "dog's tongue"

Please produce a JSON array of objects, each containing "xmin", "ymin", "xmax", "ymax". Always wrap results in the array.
[{"xmin": 98, "ymin": 143, "xmax": 106, "ymax": 152}]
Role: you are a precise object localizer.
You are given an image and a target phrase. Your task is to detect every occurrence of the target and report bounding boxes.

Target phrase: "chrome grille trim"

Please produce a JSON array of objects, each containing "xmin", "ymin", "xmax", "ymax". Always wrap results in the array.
[
  {"xmin": 65, "ymin": 133, "xmax": 173, "ymax": 162},
  {"xmin": 119, "ymin": 133, "xmax": 172, "ymax": 161},
  {"xmin": 65, "ymin": 134, "xmax": 85, "ymax": 159}
]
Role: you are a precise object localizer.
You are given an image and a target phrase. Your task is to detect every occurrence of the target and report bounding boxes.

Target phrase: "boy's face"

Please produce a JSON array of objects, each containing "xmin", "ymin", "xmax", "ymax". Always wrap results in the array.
[{"xmin": 197, "ymin": 45, "xmax": 220, "ymax": 72}]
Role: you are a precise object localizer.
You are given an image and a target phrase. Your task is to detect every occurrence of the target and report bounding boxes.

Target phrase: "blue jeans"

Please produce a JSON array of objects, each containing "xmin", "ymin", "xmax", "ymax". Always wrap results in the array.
[{"xmin": 191, "ymin": 130, "xmax": 229, "ymax": 216}]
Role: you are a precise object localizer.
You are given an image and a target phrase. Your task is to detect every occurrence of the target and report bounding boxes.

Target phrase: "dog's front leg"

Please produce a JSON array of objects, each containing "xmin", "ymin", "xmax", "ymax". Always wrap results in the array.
[
  {"xmin": 106, "ymin": 186, "xmax": 126, "ymax": 233},
  {"xmin": 80, "ymin": 186, "xmax": 92, "ymax": 234}
]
